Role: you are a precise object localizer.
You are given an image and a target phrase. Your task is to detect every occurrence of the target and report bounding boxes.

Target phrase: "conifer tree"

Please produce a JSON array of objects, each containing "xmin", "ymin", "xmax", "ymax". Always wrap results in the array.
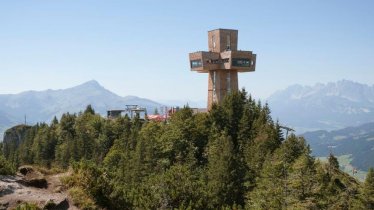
[
  {"xmin": 247, "ymin": 154, "xmax": 285, "ymax": 209},
  {"xmin": 55, "ymin": 113, "xmax": 76, "ymax": 168},
  {"xmin": 287, "ymin": 153, "xmax": 318, "ymax": 208},
  {"xmin": 31, "ymin": 124, "xmax": 57, "ymax": 167},
  {"xmin": 84, "ymin": 104, "xmax": 95, "ymax": 115},
  {"xmin": 221, "ymin": 90, "xmax": 246, "ymax": 147},
  {"xmin": 363, "ymin": 168, "xmax": 374, "ymax": 209},
  {"xmin": 51, "ymin": 116, "xmax": 59, "ymax": 126},
  {"xmin": 18, "ymin": 126, "xmax": 37, "ymax": 165},
  {"xmin": 207, "ymin": 130, "xmax": 244, "ymax": 208},
  {"xmin": 328, "ymin": 153, "xmax": 340, "ymax": 172},
  {"xmin": 0, "ymin": 154, "xmax": 14, "ymax": 175}
]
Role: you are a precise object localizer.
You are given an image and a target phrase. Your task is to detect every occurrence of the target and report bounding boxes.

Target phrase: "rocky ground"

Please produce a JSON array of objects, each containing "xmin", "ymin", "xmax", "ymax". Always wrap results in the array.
[{"xmin": 0, "ymin": 166, "xmax": 78, "ymax": 210}]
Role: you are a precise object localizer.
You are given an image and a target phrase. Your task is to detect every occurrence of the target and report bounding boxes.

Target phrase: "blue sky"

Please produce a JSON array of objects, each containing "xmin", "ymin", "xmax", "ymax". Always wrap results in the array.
[{"xmin": 1, "ymin": 0, "xmax": 373, "ymax": 102}]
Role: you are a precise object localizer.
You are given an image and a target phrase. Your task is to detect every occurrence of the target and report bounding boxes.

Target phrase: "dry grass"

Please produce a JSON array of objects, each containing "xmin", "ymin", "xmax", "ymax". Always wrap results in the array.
[
  {"xmin": 34, "ymin": 165, "xmax": 65, "ymax": 175},
  {"xmin": 68, "ymin": 186, "xmax": 98, "ymax": 210},
  {"xmin": 14, "ymin": 202, "xmax": 41, "ymax": 210}
]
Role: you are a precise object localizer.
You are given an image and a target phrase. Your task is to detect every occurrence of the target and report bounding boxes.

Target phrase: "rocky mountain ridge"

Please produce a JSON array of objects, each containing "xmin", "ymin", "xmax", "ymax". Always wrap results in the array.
[{"xmin": 268, "ymin": 80, "xmax": 374, "ymax": 132}]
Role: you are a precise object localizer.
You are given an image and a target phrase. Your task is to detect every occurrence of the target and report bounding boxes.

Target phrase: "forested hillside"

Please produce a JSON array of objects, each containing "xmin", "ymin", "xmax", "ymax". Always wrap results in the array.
[
  {"xmin": 1, "ymin": 90, "xmax": 374, "ymax": 209},
  {"xmin": 303, "ymin": 122, "xmax": 374, "ymax": 172}
]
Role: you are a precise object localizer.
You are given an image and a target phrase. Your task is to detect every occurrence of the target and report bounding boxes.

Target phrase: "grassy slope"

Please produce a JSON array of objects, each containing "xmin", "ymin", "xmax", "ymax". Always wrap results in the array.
[{"xmin": 317, "ymin": 154, "xmax": 367, "ymax": 181}]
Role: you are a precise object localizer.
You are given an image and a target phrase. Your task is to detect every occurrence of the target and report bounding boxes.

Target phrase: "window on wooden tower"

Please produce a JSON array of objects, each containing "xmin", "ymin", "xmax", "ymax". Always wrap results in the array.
[
  {"xmin": 212, "ymin": 35, "xmax": 216, "ymax": 50},
  {"xmin": 232, "ymin": 58, "xmax": 251, "ymax": 67},
  {"xmin": 226, "ymin": 34, "xmax": 231, "ymax": 50},
  {"xmin": 190, "ymin": 59, "xmax": 202, "ymax": 68}
]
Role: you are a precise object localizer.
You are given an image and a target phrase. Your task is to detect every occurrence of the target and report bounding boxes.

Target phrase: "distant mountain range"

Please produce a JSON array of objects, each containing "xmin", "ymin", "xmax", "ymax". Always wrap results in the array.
[
  {"xmin": 302, "ymin": 122, "xmax": 374, "ymax": 172},
  {"xmin": 0, "ymin": 80, "xmax": 161, "ymax": 139},
  {"xmin": 268, "ymin": 80, "xmax": 374, "ymax": 133}
]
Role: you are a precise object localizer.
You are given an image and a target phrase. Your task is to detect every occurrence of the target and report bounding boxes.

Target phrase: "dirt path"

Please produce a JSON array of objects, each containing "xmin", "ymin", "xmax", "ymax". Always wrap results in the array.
[{"xmin": 0, "ymin": 171, "xmax": 78, "ymax": 210}]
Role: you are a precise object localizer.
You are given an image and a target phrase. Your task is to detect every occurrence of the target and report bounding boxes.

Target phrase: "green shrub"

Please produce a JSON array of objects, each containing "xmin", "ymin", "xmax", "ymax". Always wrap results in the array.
[
  {"xmin": 14, "ymin": 203, "xmax": 41, "ymax": 210},
  {"xmin": 68, "ymin": 186, "xmax": 97, "ymax": 210},
  {"xmin": 0, "ymin": 155, "xmax": 15, "ymax": 175}
]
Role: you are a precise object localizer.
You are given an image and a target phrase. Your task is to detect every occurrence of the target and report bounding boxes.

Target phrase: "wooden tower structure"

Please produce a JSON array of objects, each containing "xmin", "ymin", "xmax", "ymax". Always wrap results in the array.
[{"xmin": 189, "ymin": 29, "xmax": 256, "ymax": 110}]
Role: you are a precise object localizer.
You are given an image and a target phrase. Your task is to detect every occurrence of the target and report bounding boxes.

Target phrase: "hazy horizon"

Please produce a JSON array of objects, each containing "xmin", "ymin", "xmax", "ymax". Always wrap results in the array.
[{"xmin": 1, "ymin": 79, "xmax": 373, "ymax": 104}]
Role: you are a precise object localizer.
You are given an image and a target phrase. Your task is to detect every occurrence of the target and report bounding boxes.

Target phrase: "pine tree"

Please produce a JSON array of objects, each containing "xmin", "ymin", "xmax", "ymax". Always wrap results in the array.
[
  {"xmin": 221, "ymin": 90, "xmax": 246, "ymax": 147},
  {"xmin": 31, "ymin": 124, "xmax": 57, "ymax": 167},
  {"xmin": 247, "ymin": 135, "xmax": 311, "ymax": 209},
  {"xmin": 328, "ymin": 154, "xmax": 340, "ymax": 172},
  {"xmin": 51, "ymin": 116, "xmax": 59, "ymax": 126},
  {"xmin": 18, "ymin": 126, "xmax": 37, "ymax": 165},
  {"xmin": 55, "ymin": 113, "xmax": 76, "ymax": 168},
  {"xmin": 287, "ymin": 153, "xmax": 318, "ymax": 208},
  {"xmin": 84, "ymin": 104, "xmax": 95, "ymax": 115},
  {"xmin": 247, "ymin": 155, "xmax": 285, "ymax": 209},
  {"xmin": 0, "ymin": 154, "xmax": 15, "ymax": 175},
  {"xmin": 206, "ymin": 130, "xmax": 244, "ymax": 208},
  {"xmin": 237, "ymin": 102, "xmax": 254, "ymax": 149},
  {"xmin": 209, "ymin": 103, "xmax": 228, "ymax": 132},
  {"xmin": 363, "ymin": 168, "xmax": 374, "ymax": 209}
]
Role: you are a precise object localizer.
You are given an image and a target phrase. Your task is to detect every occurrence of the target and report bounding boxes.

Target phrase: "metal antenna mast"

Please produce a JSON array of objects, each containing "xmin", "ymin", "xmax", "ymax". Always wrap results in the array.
[{"xmin": 279, "ymin": 125, "xmax": 295, "ymax": 139}]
